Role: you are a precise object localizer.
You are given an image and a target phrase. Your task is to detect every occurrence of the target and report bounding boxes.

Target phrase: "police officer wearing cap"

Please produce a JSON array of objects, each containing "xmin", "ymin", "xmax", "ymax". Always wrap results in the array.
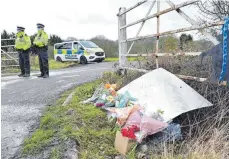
[
  {"xmin": 33, "ymin": 23, "xmax": 49, "ymax": 78},
  {"xmin": 15, "ymin": 26, "xmax": 31, "ymax": 77}
]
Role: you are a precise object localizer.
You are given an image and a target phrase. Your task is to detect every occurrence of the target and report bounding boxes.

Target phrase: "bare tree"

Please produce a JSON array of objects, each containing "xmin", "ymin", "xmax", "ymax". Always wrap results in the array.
[{"xmin": 197, "ymin": 0, "xmax": 229, "ymax": 22}]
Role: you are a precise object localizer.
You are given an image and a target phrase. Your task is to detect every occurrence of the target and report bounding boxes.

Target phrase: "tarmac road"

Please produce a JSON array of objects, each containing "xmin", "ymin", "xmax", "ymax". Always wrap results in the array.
[{"xmin": 1, "ymin": 62, "xmax": 115, "ymax": 159}]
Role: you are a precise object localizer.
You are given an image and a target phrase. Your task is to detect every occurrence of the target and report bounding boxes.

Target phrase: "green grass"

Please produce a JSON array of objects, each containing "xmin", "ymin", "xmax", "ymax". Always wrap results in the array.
[
  {"xmin": 22, "ymin": 80, "xmax": 118, "ymax": 158},
  {"xmin": 50, "ymin": 147, "xmax": 61, "ymax": 159},
  {"xmin": 2, "ymin": 57, "xmax": 77, "ymax": 74},
  {"xmin": 23, "ymin": 129, "xmax": 54, "ymax": 155},
  {"xmin": 30, "ymin": 56, "xmax": 77, "ymax": 71}
]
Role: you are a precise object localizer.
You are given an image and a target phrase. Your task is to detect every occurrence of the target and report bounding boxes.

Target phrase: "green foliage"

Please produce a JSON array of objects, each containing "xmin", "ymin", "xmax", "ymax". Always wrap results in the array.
[
  {"xmin": 49, "ymin": 34, "xmax": 63, "ymax": 46},
  {"xmin": 164, "ymin": 35, "xmax": 179, "ymax": 53},
  {"xmin": 1, "ymin": 30, "xmax": 15, "ymax": 51},
  {"xmin": 179, "ymin": 34, "xmax": 193, "ymax": 51},
  {"xmin": 1, "ymin": 30, "xmax": 15, "ymax": 40},
  {"xmin": 129, "ymin": 37, "xmax": 155, "ymax": 54},
  {"xmin": 90, "ymin": 35, "xmax": 118, "ymax": 57}
]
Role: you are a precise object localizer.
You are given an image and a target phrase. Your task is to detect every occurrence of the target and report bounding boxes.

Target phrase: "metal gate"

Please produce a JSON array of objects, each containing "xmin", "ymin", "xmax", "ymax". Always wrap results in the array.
[
  {"xmin": 117, "ymin": 0, "xmax": 226, "ymax": 85},
  {"xmin": 1, "ymin": 38, "xmax": 19, "ymax": 70}
]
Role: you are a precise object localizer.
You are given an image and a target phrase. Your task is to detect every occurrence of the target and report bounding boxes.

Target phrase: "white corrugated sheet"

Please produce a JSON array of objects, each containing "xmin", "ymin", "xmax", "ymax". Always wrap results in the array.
[{"xmin": 118, "ymin": 68, "xmax": 213, "ymax": 122}]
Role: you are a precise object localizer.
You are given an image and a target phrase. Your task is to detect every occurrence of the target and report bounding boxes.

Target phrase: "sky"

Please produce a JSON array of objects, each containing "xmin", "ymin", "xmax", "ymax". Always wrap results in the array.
[{"xmin": 0, "ymin": 0, "xmax": 204, "ymax": 41}]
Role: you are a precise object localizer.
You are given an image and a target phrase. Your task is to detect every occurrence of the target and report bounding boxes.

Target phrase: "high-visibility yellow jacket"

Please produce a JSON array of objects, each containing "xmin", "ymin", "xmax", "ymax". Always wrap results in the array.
[
  {"xmin": 15, "ymin": 32, "xmax": 31, "ymax": 51},
  {"xmin": 33, "ymin": 30, "xmax": 48, "ymax": 47}
]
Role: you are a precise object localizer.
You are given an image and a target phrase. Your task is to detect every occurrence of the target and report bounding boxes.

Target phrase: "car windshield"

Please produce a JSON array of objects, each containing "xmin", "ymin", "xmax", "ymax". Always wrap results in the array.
[{"xmin": 80, "ymin": 41, "xmax": 98, "ymax": 48}]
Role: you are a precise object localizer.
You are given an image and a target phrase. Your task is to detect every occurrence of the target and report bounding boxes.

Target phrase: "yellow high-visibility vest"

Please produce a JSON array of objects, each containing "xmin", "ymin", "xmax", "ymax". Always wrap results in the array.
[{"xmin": 15, "ymin": 32, "xmax": 31, "ymax": 50}]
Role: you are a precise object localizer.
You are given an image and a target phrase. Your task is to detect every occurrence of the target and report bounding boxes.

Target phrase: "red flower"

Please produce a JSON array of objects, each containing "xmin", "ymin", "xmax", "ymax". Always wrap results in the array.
[
  {"xmin": 96, "ymin": 103, "xmax": 104, "ymax": 107},
  {"xmin": 121, "ymin": 125, "xmax": 140, "ymax": 139}
]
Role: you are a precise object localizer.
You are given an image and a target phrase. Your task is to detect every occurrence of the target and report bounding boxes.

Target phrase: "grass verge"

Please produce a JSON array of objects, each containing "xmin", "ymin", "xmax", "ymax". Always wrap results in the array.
[
  {"xmin": 22, "ymin": 80, "xmax": 118, "ymax": 159},
  {"xmin": 22, "ymin": 71, "xmax": 144, "ymax": 158}
]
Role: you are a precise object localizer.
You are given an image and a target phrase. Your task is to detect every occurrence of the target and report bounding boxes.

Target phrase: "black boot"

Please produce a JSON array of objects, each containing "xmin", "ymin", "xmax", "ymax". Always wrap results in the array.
[
  {"xmin": 23, "ymin": 74, "xmax": 30, "ymax": 77},
  {"xmin": 37, "ymin": 74, "xmax": 44, "ymax": 78},
  {"xmin": 43, "ymin": 74, "xmax": 49, "ymax": 78},
  {"xmin": 18, "ymin": 73, "xmax": 25, "ymax": 77}
]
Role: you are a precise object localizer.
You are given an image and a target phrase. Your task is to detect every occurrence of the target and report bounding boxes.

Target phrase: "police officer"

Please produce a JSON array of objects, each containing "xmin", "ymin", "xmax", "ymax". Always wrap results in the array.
[
  {"xmin": 15, "ymin": 26, "xmax": 31, "ymax": 77},
  {"xmin": 33, "ymin": 23, "xmax": 49, "ymax": 78}
]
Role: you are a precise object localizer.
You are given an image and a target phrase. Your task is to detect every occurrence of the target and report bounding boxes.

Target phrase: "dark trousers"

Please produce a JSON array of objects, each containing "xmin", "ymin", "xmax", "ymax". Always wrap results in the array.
[
  {"xmin": 38, "ymin": 50, "xmax": 49, "ymax": 75},
  {"xmin": 19, "ymin": 50, "xmax": 30, "ymax": 74}
]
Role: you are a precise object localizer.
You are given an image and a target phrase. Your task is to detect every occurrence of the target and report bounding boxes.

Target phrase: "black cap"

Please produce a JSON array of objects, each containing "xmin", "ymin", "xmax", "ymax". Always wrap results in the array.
[
  {"xmin": 37, "ymin": 23, "xmax": 45, "ymax": 28},
  {"xmin": 17, "ymin": 26, "xmax": 25, "ymax": 31}
]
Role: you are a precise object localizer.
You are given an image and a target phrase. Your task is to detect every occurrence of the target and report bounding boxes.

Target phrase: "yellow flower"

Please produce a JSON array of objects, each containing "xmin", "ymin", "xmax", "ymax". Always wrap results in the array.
[{"xmin": 107, "ymin": 96, "xmax": 114, "ymax": 102}]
